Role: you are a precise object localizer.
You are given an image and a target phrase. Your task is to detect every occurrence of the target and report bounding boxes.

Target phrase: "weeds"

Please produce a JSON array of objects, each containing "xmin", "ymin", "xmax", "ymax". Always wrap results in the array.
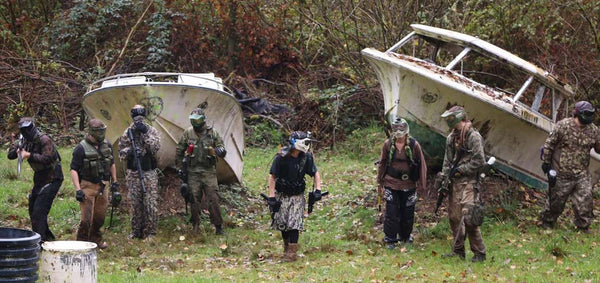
[{"xmin": 1, "ymin": 125, "xmax": 600, "ymax": 282}]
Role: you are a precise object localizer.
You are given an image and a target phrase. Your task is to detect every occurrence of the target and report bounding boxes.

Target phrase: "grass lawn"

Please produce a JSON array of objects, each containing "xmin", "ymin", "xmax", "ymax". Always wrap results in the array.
[{"xmin": 1, "ymin": 126, "xmax": 599, "ymax": 282}]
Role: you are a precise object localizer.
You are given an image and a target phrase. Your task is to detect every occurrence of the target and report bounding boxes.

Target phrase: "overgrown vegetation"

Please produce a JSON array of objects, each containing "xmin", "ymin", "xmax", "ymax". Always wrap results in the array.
[
  {"xmin": 1, "ymin": 126, "xmax": 599, "ymax": 282},
  {"xmin": 1, "ymin": 0, "xmax": 599, "ymax": 144}
]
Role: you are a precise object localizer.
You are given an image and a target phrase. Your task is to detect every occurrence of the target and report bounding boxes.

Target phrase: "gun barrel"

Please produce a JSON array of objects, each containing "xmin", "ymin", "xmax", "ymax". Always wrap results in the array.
[
  {"xmin": 260, "ymin": 193, "xmax": 269, "ymax": 201},
  {"xmin": 128, "ymin": 129, "xmax": 146, "ymax": 193}
]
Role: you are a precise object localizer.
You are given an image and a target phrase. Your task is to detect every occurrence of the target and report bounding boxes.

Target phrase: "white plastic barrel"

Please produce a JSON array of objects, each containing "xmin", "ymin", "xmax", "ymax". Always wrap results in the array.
[{"xmin": 39, "ymin": 241, "xmax": 97, "ymax": 283}]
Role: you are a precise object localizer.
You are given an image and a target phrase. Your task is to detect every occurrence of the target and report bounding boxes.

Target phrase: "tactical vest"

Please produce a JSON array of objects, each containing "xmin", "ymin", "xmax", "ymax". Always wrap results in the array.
[
  {"xmin": 27, "ymin": 133, "xmax": 60, "ymax": 172},
  {"xmin": 275, "ymin": 154, "xmax": 308, "ymax": 195},
  {"xmin": 184, "ymin": 127, "xmax": 218, "ymax": 169},
  {"xmin": 385, "ymin": 137, "xmax": 420, "ymax": 182},
  {"xmin": 80, "ymin": 139, "xmax": 113, "ymax": 182}
]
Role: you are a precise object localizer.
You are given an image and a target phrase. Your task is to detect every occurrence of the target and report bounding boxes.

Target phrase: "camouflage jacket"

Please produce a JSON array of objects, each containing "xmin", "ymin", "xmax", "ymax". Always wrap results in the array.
[
  {"xmin": 441, "ymin": 126, "xmax": 486, "ymax": 179},
  {"xmin": 542, "ymin": 117, "xmax": 600, "ymax": 177},
  {"xmin": 118, "ymin": 122, "xmax": 161, "ymax": 165},
  {"xmin": 175, "ymin": 126, "xmax": 224, "ymax": 172}
]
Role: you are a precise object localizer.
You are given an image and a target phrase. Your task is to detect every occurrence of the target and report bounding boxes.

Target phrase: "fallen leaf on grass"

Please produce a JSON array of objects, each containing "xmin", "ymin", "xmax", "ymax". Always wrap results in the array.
[
  {"xmin": 399, "ymin": 260, "xmax": 413, "ymax": 270},
  {"xmin": 346, "ymin": 250, "xmax": 353, "ymax": 255}
]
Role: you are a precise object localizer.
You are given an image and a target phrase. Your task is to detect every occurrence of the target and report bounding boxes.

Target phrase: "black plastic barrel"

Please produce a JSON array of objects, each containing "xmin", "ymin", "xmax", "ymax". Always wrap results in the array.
[{"xmin": 0, "ymin": 228, "xmax": 40, "ymax": 283}]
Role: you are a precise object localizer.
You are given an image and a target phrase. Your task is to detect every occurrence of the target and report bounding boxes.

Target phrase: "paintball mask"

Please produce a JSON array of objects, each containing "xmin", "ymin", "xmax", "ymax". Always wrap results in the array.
[
  {"xmin": 189, "ymin": 108, "xmax": 206, "ymax": 129},
  {"xmin": 18, "ymin": 117, "xmax": 37, "ymax": 141},
  {"xmin": 290, "ymin": 131, "xmax": 315, "ymax": 153},
  {"xmin": 131, "ymin": 105, "xmax": 147, "ymax": 119},
  {"xmin": 88, "ymin": 119, "xmax": 107, "ymax": 142},
  {"xmin": 573, "ymin": 101, "xmax": 595, "ymax": 125},
  {"xmin": 441, "ymin": 106, "xmax": 467, "ymax": 128},
  {"xmin": 391, "ymin": 117, "xmax": 409, "ymax": 138}
]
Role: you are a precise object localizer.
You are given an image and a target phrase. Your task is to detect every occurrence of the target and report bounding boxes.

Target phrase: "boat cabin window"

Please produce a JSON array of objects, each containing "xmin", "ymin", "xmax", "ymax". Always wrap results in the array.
[
  {"xmin": 395, "ymin": 36, "xmax": 463, "ymax": 67},
  {"xmin": 393, "ymin": 33, "xmax": 567, "ymax": 121}
]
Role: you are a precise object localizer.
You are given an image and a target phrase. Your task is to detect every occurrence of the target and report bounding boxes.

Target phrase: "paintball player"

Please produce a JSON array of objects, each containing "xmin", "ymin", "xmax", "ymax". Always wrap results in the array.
[
  {"xmin": 266, "ymin": 131, "xmax": 322, "ymax": 262},
  {"xmin": 118, "ymin": 105, "xmax": 161, "ymax": 240},
  {"xmin": 69, "ymin": 119, "xmax": 118, "ymax": 249},
  {"xmin": 7, "ymin": 117, "xmax": 64, "ymax": 242},
  {"xmin": 376, "ymin": 118, "xmax": 427, "ymax": 249},
  {"xmin": 175, "ymin": 108, "xmax": 226, "ymax": 235},
  {"xmin": 439, "ymin": 106, "xmax": 487, "ymax": 262},
  {"xmin": 539, "ymin": 101, "xmax": 600, "ymax": 233}
]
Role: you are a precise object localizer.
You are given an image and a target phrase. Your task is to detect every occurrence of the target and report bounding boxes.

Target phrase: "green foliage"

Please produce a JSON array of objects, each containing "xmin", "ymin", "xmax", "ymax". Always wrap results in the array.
[
  {"xmin": 45, "ymin": 0, "xmax": 139, "ymax": 66},
  {"xmin": 144, "ymin": 0, "xmax": 173, "ymax": 71},
  {"xmin": 3, "ymin": 128, "xmax": 600, "ymax": 282},
  {"xmin": 244, "ymin": 116, "xmax": 287, "ymax": 147}
]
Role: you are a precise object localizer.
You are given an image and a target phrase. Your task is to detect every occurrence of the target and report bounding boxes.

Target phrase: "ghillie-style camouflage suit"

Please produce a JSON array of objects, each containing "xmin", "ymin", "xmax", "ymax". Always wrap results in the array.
[
  {"xmin": 441, "ymin": 123, "xmax": 486, "ymax": 259},
  {"xmin": 118, "ymin": 122, "xmax": 161, "ymax": 239},
  {"xmin": 540, "ymin": 117, "xmax": 600, "ymax": 230}
]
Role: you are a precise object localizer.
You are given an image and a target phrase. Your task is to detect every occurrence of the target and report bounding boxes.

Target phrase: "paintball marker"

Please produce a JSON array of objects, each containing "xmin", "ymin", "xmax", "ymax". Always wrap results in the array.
[
  {"xmin": 127, "ymin": 129, "xmax": 146, "ymax": 193},
  {"xmin": 179, "ymin": 144, "xmax": 194, "ymax": 214},
  {"xmin": 308, "ymin": 190, "xmax": 329, "ymax": 214},
  {"xmin": 17, "ymin": 134, "xmax": 24, "ymax": 177},
  {"xmin": 108, "ymin": 181, "xmax": 122, "ymax": 229},
  {"xmin": 434, "ymin": 176, "xmax": 451, "ymax": 215}
]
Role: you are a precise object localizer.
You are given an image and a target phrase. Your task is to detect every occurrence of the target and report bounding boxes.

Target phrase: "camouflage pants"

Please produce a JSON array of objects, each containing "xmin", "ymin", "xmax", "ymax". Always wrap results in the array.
[
  {"xmin": 76, "ymin": 180, "xmax": 108, "ymax": 244},
  {"xmin": 188, "ymin": 171, "xmax": 223, "ymax": 227},
  {"xmin": 448, "ymin": 178, "xmax": 486, "ymax": 256},
  {"xmin": 540, "ymin": 174, "xmax": 592, "ymax": 229},
  {"xmin": 125, "ymin": 169, "xmax": 159, "ymax": 238},
  {"xmin": 272, "ymin": 193, "xmax": 305, "ymax": 231}
]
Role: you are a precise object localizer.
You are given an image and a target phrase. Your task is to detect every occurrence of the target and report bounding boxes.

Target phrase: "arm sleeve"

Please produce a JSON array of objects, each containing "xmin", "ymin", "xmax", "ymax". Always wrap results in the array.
[
  {"xmin": 542, "ymin": 122, "xmax": 562, "ymax": 163},
  {"xmin": 28, "ymin": 135, "xmax": 56, "ymax": 165},
  {"xmin": 143, "ymin": 126, "xmax": 161, "ymax": 155},
  {"xmin": 458, "ymin": 131, "xmax": 486, "ymax": 175},
  {"xmin": 269, "ymin": 155, "xmax": 281, "ymax": 177},
  {"xmin": 441, "ymin": 135, "xmax": 453, "ymax": 177},
  {"xmin": 376, "ymin": 140, "xmax": 389, "ymax": 185},
  {"xmin": 415, "ymin": 141, "xmax": 428, "ymax": 192},
  {"xmin": 305, "ymin": 153, "xmax": 318, "ymax": 177},
  {"xmin": 70, "ymin": 145, "xmax": 85, "ymax": 172},
  {"xmin": 118, "ymin": 128, "xmax": 132, "ymax": 161},
  {"xmin": 175, "ymin": 130, "xmax": 187, "ymax": 169}
]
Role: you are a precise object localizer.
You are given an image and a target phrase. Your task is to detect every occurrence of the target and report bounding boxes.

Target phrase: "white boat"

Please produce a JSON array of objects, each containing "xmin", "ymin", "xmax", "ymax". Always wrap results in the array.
[
  {"xmin": 361, "ymin": 24, "xmax": 600, "ymax": 190},
  {"xmin": 82, "ymin": 72, "xmax": 244, "ymax": 184}
]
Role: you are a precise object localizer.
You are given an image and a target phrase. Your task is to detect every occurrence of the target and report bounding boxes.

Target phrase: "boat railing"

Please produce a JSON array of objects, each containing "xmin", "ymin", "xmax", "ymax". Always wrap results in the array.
[
  {"xmin": 385, "ymin": 25, "xmax": 572, "ymax": 123},
  {"xmin": 86, "ymin": 72, "xmax": 233, "ymax": 95}
]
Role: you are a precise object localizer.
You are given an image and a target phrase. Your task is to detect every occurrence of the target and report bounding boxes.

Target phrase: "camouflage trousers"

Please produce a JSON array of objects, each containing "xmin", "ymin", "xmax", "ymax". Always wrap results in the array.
[
  {"xmin": 272, "ymin": 193, "xmax": 305, "ymax": 231},
  {"xmin": 188, "ymin": 171, "xmax": 223, "ymax": 227},
  {"xmin": 125, "ymin": 169, "xmax": 159, "ymax": 238},
  {"xmin": 448, "ymin": 178, "xmax": 486, "ymax": 256},
  {"xmin": 76, "ymin": 180, "xmax": 108, "ymax": 244},
  {"xmin": 540, "ymin": 174, "xmax": 592, "ymax": 229}
]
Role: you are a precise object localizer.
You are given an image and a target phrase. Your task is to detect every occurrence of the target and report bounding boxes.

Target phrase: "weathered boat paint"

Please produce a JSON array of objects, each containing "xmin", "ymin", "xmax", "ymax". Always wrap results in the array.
[
  {"xmin": 362, "ymin": 24, "xmax": 600, "ymax": 190},
  {"xmin": 83, "ymin": 73, "xmax": 244, "ymax": 184}
]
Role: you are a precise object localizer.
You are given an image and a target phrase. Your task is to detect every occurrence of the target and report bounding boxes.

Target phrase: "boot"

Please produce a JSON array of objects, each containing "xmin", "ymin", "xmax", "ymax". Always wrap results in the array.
[
  {"xmin": 471, "ymin": 253, "xmax": 486, "ymax": 262},
  {"xmin": 283, "ymin": 239, "xmax": 289, "ymax": 253},
  {"xmin": 282, "ymin": 243, "xmax": 298, "ymax": 262},
  {"xmin": 215, "ymin": 225, "xmax": 224, "ymax": 235}
]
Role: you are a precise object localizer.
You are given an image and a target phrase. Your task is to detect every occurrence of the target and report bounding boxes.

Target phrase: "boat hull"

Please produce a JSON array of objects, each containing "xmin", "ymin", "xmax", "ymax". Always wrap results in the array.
[
  {"xmin": 362, "ymin": 48, "xmax": 600, "ymax": 190},
  {"xmin": 82, "ymin": 82, "xmax": 244, "ymax": 184}
]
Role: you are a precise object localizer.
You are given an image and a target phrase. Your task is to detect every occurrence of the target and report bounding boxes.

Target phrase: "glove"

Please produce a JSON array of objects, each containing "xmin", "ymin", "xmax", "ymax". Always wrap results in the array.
[
  {"xmin": 449, "ymin": 167, "xmax": 461, "ymax": 179},
  {"xmin": 313, "ymin": 190, "xmax": 322, "ymax": 201},
  {"xmin": 541, "ymin": 162, "xmax": 551, "ymax": 174},
  {"xmin": 214, "ymin": 146, "xmax": 227, "ymax": 158},
  {"xmin": 134, "ymin": 118, "xmax": 148, "ymax": 134},
  {"xmin": 76, "ymin": 190, "xmax": 85, "ymax": 202},
  {"xmin": 110, "ymin": 182, "xmax": 119, "ymax": 193},
  {"xmin": 267, "ymin": 197, "xmax": 281, "ymax": 213}
]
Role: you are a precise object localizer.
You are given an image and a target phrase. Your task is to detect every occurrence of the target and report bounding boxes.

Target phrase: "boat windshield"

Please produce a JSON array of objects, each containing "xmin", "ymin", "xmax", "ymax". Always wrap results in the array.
[{"xmin": 391, "ymin": 33, "xmax": 568, "ymax": 121}]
